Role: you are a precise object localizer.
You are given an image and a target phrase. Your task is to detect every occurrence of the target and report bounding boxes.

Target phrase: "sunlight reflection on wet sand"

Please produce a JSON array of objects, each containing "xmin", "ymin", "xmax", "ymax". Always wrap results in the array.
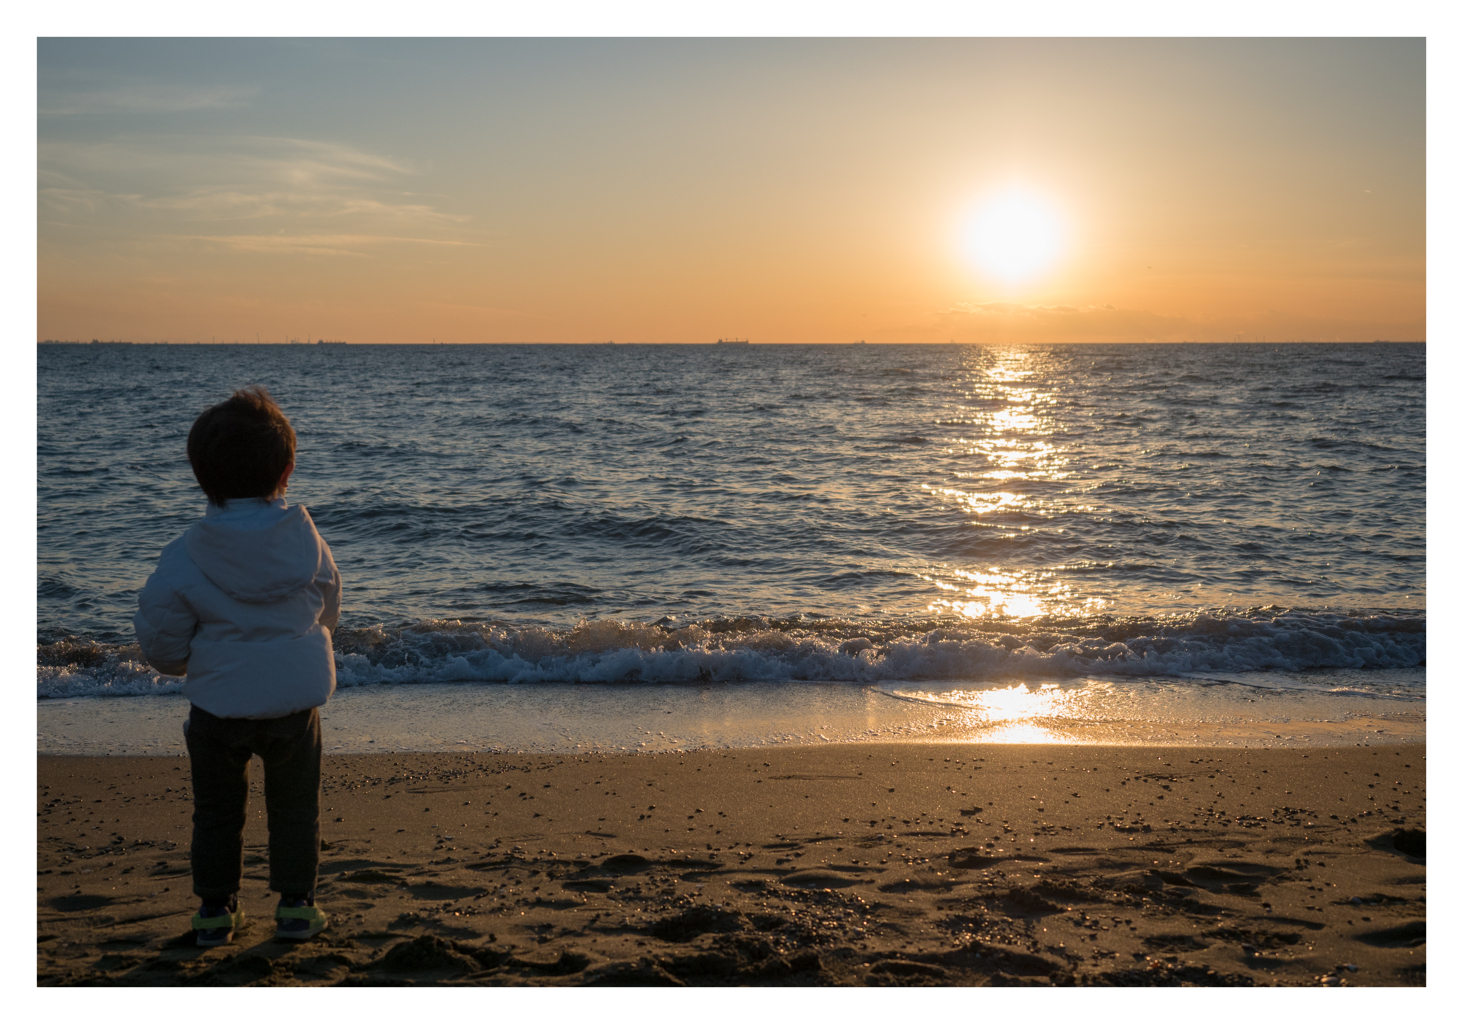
[
  {"xmin": 38, "ymin": 678, "xmax": 1424, "ymax": 755},
  {"xmin": 884, "ymin": 679, "xmax": 1425, "ymax": 747}
]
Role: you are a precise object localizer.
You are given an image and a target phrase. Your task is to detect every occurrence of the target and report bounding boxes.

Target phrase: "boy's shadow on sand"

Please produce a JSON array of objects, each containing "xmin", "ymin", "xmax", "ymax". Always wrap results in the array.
[
  {"xmin": 104, "ymin": 924, "xmax": 353, "ymax": 984},
  {"xmin": 48, "ymin": 894, "xmax": 119, "ymax": 914}
]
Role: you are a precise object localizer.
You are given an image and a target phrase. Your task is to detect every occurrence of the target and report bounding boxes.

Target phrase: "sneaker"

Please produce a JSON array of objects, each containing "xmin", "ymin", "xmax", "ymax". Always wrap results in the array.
[
  {"xmin": 192, "ymin": 897, "xmax": 244, "ymax": 947},
  {"xmin": 275, "ymin": 893, "xmax": 327, "ymax": 940}
]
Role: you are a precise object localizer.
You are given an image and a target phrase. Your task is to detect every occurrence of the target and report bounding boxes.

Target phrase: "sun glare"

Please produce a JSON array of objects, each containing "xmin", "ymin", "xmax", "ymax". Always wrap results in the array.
[{"xmin": 960, "ymin": 187, "xmax": 1067, "ymax": 287}]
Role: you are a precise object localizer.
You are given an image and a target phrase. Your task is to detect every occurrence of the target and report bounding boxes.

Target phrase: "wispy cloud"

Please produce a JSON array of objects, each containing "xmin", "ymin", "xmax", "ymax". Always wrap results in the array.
[
  {"xmin": 135, "ymin": 190, "xmax": 469, "ymax": 226},
  {"xmin": 41, "ymin": 84, "xmax": 259, "ymax": 117},
  {"xmin": 39, "ymin": 136, "xmax": 418, "ymax": 190},
  {"xmin": 38, "ymin": 136, "xmax": 471, "ymax": 245},
  {"xmin": 256, "ymin": 139, "xmax": 416, "ymax": 185},
  {"xmin": 175, "ymin": 234, "xmax": 481, "ymax": 258},
  {"xmin": 38, "ymin": 187, "xmax": 136, "ymax": 216}
]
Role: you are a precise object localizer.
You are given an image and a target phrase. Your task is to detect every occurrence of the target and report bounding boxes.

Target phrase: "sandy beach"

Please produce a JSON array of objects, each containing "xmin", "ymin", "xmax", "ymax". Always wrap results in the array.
[{"xmin": 37, "ymin": 742, "xmax": 1425, "ymax": 987}]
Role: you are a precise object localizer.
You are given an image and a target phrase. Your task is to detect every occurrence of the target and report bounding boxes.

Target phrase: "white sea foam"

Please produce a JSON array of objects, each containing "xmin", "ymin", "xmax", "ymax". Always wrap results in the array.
[
  {"xmin": 36, "ymin": 611, "xmax": 1425, "ymax": 700},
  {"xmin": 37, "ymin": 660, "xmax": 185, "ymax": 700}
]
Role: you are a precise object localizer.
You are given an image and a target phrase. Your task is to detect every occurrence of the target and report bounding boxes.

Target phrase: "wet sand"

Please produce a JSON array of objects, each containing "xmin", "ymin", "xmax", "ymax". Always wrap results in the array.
[{"xmin": 37, "ymin": 742, "xmax": 1425, "ymax": 987}]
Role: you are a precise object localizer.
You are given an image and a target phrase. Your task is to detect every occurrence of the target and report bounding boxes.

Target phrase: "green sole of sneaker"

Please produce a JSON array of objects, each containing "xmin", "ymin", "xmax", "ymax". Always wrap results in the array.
[{"xmin": 274, "ymin": 907, "xmax": 327, "ymax": 940}]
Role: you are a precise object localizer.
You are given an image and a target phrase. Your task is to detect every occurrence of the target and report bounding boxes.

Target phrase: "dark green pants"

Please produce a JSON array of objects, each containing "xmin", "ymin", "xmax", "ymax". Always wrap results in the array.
[{"xmin": 184, "ymin": 704, "xmax": 321, "ymax": 902}]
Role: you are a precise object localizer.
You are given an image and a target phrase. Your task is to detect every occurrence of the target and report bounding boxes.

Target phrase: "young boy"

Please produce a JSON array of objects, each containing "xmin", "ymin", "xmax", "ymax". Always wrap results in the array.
[{"xmin": 134, "ymin": 385, "xmax": 341, "ymax": 946}]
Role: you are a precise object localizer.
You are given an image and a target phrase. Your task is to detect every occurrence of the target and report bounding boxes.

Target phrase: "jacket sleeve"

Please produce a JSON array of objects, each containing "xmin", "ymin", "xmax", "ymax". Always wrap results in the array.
[
  {"xmin": 316, "ymin": 541, "xmax": 342, "ymax": 632},
  {"xmin": 133, "ymin": 567, "xmax": 198, "ymax": 676}
]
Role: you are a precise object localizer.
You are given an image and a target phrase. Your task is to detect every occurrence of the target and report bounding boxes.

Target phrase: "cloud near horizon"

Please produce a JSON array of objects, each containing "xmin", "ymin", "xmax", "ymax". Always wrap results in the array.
[{"xmin": 934, "ymin": 302, "xmax": 1193, "ymax": 342}]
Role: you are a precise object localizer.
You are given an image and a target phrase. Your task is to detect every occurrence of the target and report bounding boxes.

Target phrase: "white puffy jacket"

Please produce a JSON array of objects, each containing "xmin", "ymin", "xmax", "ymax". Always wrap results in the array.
[{"xmin": 134, "ymin": 496, "xmax": 341, "ymax": 719}]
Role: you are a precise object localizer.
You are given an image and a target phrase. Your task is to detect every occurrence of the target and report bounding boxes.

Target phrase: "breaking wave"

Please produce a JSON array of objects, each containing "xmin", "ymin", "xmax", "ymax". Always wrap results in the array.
[{"xmin": 37, "ymin": 608, "xmax": 1425, "ymax": 699}]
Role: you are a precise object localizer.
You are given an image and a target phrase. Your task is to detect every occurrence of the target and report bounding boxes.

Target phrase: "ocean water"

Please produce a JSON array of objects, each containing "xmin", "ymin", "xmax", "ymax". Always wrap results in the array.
[{"xmin": 37, "ymin": 342, "xmax": 1425, "ymax": 753}]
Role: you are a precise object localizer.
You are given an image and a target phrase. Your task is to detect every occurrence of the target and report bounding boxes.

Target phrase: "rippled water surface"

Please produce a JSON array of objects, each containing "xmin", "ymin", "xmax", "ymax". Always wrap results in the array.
[{"xmin": 37, "ymin": 342, "xmax": 1425, "ymax": 745}]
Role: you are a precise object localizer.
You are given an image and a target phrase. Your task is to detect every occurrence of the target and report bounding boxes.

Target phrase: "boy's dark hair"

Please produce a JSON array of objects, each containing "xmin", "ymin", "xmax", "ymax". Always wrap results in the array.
[{"xmin": 187, "ymin": 386, "xmax": 296, "ymax": 505}]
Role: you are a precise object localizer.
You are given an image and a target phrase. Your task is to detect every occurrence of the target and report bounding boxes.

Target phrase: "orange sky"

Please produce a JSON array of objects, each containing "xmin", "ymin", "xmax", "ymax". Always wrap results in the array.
[{"xmin": 38, "ymin": 38, "xmax": 1425, "ymax": 344}]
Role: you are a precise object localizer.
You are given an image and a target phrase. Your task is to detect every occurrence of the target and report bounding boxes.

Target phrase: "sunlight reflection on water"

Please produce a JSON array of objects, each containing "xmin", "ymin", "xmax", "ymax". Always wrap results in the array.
[
  {"xmin": 40, "ymin": 341, "xmax": 1425, "ymax": 633},
  {"xmin": 917, "ymin": 347, "xmax": 1100, "ymax": 621}
]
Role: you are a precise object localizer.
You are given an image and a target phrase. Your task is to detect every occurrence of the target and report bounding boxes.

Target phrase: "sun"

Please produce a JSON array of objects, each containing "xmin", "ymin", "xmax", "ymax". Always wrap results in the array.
[{"xmin": 960, "ymin": 186, "xmax": 1068, "ymax": 287}]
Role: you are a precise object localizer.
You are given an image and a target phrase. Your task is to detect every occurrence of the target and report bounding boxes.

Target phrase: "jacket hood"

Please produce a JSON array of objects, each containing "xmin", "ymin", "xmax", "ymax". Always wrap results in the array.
[{"xmin": 184, "ymin": 502, "xmax": 327, "ymax": 603}]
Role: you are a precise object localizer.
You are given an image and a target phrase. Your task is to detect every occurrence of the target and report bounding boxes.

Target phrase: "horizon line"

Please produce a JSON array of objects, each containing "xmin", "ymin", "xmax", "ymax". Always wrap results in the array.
[{"xmin": 36, "ymin": 339, "xmax": 1427, "ymax": 347}]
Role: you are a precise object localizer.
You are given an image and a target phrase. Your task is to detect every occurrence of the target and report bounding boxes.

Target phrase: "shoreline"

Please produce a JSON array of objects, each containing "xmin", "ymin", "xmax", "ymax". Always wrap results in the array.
[
  {"xmin": 38, "ymin": 741, "xmax": 1425, "ymax": 986},
  {"xmin": 37, "ymin": 677, "xmax": 1426, "ymax": 756}
]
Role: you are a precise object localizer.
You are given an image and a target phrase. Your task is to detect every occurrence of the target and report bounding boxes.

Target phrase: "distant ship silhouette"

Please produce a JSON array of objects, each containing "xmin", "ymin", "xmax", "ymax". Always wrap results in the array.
[{"xmin": 716, "ymin": 337, "xmax": 750, "ymax": 345}]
